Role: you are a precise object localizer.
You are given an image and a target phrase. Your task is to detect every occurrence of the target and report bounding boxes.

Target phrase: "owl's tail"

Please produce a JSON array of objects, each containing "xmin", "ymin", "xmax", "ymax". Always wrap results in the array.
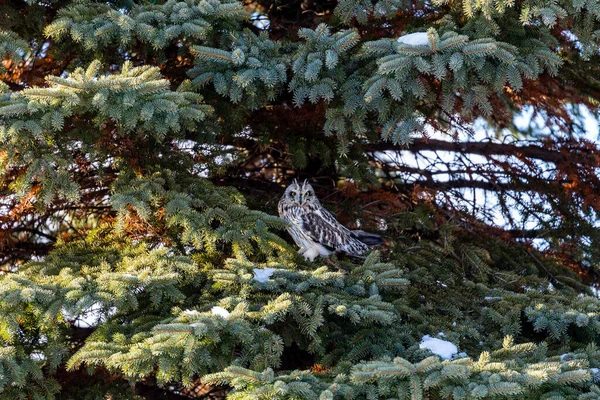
[{"xmin": 351, "ymin": 230, "xmax": 385, "ymax": 247}]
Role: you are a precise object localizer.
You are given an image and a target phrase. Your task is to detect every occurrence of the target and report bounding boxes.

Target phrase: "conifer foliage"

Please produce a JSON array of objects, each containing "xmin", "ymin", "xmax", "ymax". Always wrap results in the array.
[{"xmin": 1, "ymin": 0, "xmax": 600, "ymax": 399}]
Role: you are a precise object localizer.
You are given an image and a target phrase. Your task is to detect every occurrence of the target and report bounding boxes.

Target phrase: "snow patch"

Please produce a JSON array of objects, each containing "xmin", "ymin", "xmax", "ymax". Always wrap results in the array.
[
  {"xmin": 211, "ymin": 306, "xmax": 230, "ymax": 319},
  {"xmin": 420, "ymin": 335, "xmax": 458, "ymax": 360},
  {"xmin": 253, "ymin": 267, "xmax": 276, "ymax": 283},
  {"xmin": 397, "ymin": 32, "xmax": 430, "ymax": 47}
]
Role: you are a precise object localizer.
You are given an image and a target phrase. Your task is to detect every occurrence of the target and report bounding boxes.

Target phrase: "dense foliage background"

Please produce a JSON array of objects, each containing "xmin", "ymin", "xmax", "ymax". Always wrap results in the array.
[{"xmin": 1, "ymin": 0, "xmax": 600, "ymax": 398}]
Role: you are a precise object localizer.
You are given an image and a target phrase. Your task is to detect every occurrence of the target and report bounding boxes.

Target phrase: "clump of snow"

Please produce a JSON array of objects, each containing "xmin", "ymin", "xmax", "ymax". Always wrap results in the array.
[
  {"xmin": 253, "ymin": 267, "xmax": 276, "ymax": 283},
  {"xmin": 183, "ymin": 309, "xmax": 200, "ymax": 317},
  {"xmin": 420, "ymin": 335, "xmax": 458, "ymax": 360},
  {"xmin": 211, "ymin": 306, "xmax": 230, "ymax": 319},
  {"xmin": 397, "ymin": 32, "xmax": 430, "ymax": 46}
]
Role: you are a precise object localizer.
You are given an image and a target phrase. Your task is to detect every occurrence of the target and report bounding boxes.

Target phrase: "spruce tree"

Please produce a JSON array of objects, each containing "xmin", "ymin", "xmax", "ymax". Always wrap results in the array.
[{"xmin": 1, "ymin": 0, "xmax": 600, "ymax": 399}]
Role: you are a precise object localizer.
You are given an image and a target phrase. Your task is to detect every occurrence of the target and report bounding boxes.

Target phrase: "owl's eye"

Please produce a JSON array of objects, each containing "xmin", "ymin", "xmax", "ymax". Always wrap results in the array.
[
  {"xmin": 290, "ymin": 191, "xmax": 296, "ymax": 197},
  {"xmin": 306, "ymin": 191, "xmax": 313, "ymax": 196}
]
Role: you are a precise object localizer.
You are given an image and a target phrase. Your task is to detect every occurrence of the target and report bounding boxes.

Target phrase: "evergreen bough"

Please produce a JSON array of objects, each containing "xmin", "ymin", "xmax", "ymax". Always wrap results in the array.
[{"xmin": 1, "ymin": 0, "xmax": 600, "ymax": 398}]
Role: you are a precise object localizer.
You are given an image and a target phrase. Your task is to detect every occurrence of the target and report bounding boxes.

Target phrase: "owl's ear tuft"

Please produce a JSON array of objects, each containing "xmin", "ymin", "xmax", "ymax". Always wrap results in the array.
[
  {"xmin": 292, "ymin": 178, "xmax": 298, "ymax": 185},
  {"xmin": 302, "ymin": 179, "xmax": 308, "ymax": 188}
]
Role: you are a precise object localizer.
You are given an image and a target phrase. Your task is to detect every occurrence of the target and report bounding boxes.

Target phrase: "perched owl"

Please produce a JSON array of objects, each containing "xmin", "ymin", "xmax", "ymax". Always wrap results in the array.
[{"xmin": 278, "ymin": 180, "xmax": 384, "ymax": 261}]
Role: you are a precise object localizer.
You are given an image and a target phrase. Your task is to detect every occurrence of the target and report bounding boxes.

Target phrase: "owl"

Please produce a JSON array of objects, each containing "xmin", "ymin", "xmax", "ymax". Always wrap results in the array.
[{"xmin": 278, "ymin": 180, "xmax": 384, "ymax": 261}]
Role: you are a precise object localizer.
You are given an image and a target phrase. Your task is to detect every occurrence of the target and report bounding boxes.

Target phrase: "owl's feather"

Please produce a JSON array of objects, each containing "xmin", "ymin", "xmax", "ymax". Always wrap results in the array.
[
  {"xmin": 301, "ymin": 204, "xmax": 369, "ymax": 256},
  {"xmin": 350, "ymin": 230, "xmax": 385, "ymax": 246}
]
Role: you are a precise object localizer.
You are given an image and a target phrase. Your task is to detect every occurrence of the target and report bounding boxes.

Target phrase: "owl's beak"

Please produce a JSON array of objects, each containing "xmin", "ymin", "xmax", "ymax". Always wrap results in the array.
[{"xmin": 297, "ymin": 198, "xmax": 303, "ymax": 205}]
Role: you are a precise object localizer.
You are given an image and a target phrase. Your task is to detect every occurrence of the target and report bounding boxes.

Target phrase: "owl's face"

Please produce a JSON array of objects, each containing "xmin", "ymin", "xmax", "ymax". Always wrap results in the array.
[{"xmin": 283, "ymin": 180, "xmax": 318, "ymax": 206}]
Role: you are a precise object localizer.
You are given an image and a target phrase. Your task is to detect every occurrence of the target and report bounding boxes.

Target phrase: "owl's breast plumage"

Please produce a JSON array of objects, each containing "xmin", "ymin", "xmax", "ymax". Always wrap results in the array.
[{"xmin": 279, "ymin": 199, "xmax": 331, "ymax": 259}]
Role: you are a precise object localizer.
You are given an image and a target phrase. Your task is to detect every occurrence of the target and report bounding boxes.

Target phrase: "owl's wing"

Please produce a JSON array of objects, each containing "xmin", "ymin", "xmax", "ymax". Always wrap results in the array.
[{"xmin": 301, "ymin": 207, "xmax": 367, "ymax": 255}]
